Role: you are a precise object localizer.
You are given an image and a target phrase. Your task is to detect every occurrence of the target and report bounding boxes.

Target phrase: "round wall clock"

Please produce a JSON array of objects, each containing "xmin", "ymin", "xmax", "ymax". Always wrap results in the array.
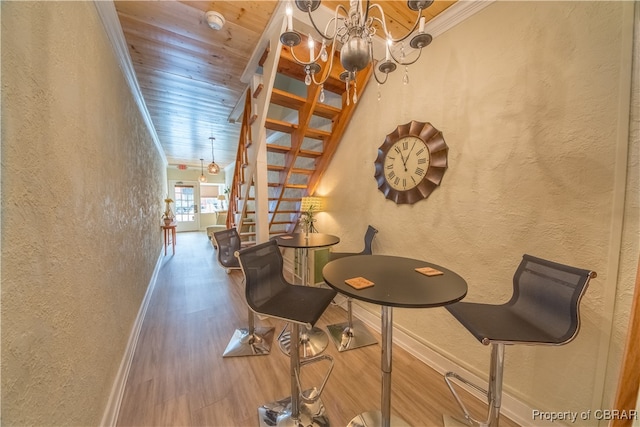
[{"xmin": 374, "ymin": 120, "xmax": 448, "ymax": 204}]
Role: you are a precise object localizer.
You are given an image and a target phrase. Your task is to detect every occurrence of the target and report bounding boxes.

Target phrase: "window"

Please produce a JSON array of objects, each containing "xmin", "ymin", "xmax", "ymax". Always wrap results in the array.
[
  {"xmin": 200, "ymin": 184, "xmax": 225, "ymax": 213},
  {"xmin": 174, "ymin": 184, "xmax": 195, "ymax": 222}
]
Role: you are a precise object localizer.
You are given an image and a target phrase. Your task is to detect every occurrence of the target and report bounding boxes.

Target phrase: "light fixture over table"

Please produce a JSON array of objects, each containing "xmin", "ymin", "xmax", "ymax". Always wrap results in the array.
[
  {"xmin": 280, "ymin": 0, "xmax": 434, "ymax": 104},
  {"xmin": 208, "ymin": 137, "xmax": 220, "ymax": 175},
  {"xmin": 199, "ymin": 158, "xmax": 207, "ymax": 183}
]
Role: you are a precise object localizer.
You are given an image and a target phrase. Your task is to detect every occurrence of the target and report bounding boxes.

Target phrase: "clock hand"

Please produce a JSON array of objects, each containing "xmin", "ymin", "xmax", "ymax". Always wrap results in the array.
[
  {"xmin": 407, "ymin": 141, "xmax": 417, "ymax": 160},
  {"xmin": 401, "ymin": 141, "xmax": 417, "ymax": 172},
  {"xmin": 396, "ymin": 149, "xmax": 407, "ymax": 170}
]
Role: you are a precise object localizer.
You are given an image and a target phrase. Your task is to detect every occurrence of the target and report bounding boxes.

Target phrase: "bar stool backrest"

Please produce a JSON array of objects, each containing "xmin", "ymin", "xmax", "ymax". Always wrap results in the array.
[
  {"xmin": 236, "ymin": 240, "xmax": 291, "ymax": 314},
  {"xmin": 361, "ymin": 225, "xmax": 378, "ymax": 255},
  {"xmin": 237, "ymin": 240, "xmax": 337, "ymax": 329},
  {"xmin": 213, "ymin": 228, "xmax": 241, "ymax": 269},
  {"xmin": 507, "ymin": 254, "xmax": 595, "ymax": 345}
]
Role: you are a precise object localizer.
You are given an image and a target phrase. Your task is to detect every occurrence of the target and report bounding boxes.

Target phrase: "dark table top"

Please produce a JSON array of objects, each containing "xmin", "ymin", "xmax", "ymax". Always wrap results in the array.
[
  {"xmin": 322, "ymin": 255, "xmax": 467, "ymax": 308},
  {"xmin": 274, "ymin": 233, "xmax": 340, "ymax": 249}
]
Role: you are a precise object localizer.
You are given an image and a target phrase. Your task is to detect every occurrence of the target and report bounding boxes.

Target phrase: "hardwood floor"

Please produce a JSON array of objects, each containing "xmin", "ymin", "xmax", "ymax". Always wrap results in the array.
[{"xmin": 116, "ymin": 231, "xmax": 520, "ymax": 427}]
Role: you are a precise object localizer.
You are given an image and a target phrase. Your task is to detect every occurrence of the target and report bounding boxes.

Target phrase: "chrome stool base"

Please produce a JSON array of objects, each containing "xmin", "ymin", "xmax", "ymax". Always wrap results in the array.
[
  {"xmin": 258, "ymin": 393, "xmax": 329, "ymax": 427},
  {"xmin": 279, "ymin": 326, "xmax": 329, "ymax": 358},
  {"xmin": 327, "ymin": 320, "xmax": 377, "ymax": 352},
  {"xmin": 442, "ymin": 414, "xmax": 473, "ymax": 426},
  {"xmin": 347, "ymin": 411, "xmax": 410, "ymax": 427},
  {"xmin": 222, "ymin": 327, "xmax": 275, "ymax": 358}
]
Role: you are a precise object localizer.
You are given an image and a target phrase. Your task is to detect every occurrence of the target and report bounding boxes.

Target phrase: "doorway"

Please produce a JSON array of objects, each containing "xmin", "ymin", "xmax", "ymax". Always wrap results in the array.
[{"xmin": 171, "ymin": 181, "xmax": 199, "ymax": 232}]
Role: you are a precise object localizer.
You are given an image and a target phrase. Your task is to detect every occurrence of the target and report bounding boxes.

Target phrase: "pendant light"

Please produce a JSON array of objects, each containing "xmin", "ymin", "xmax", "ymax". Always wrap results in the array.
[
  {"xmin": 208, "ymin": 137, "xmax": 220, "ymax": 175},
  {"xmin": 199, "ymin": 158, "xmax": 207, "ymax": 182}
]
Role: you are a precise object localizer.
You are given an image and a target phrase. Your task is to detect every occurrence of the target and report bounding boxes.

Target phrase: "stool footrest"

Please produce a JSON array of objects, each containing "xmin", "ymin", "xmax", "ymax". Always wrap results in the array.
[
  {"xmin": 296, "ymin": 354, "xmax": 334, "ymax": 404},
  {"xmin": 444, "ymin": 342, "xmax": 504, "ymax": 427},
  {"xmin": 444, "ymin": 371, "xmax": 490, "ymax": 426}
]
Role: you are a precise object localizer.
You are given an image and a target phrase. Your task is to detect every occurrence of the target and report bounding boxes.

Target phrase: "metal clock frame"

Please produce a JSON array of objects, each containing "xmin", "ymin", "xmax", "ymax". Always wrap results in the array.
[{"xmin": 374, "ymin": 120, "xmax": 448, "ymax": 205}]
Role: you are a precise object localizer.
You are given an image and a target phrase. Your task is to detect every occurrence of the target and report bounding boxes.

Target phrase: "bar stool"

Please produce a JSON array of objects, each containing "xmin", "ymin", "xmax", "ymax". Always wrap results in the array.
[
  {"xmin": 215, "ymin": 229, "xmax": 275, "ymax": 358},
  {"xmin": 212, "ymin": 228, "xmax": 242, "ymax": 273},
  {"xmin": 443, "ymin": 254, "xmax": 596, "ymax": 427},
  {"xmin": 236, "ymin": 240, "xmax": 337, "ymax": 427},
  {"xmin": 326, "ymin": 225, "xmax": 378, "ymax": 351}
]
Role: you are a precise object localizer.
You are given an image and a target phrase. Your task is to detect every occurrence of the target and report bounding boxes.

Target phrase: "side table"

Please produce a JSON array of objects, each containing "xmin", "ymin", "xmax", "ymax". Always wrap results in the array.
[{"xmin": 161, "ymin": 221, "xmax": 177, "ymax": 255}]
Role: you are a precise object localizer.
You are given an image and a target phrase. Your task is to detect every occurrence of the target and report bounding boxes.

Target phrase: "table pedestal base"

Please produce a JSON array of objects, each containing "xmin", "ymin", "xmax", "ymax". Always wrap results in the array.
[
  {"xmin": 347, "ymin": 411, "xmax": 410, "ymax": 427},
  {"xmin": 327, "ymin": 320, "xmax": 377, "ymax": 352},
  {"xmin": 279, "ymin": 326, "xmax": 329, "ymax": 358},
  {"xmin": 258, "ymin": 394, "xmax": 329, "ymax": 427},
  {"xmin": 222, "ymin": 327, "xmax": 274, "ymax": 357}
]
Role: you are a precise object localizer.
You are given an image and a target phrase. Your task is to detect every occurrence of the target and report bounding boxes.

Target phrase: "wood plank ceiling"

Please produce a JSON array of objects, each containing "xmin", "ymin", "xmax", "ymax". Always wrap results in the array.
[{"xmin": 114, "ymin": 1, "xmax": 455, "ymax": 171}]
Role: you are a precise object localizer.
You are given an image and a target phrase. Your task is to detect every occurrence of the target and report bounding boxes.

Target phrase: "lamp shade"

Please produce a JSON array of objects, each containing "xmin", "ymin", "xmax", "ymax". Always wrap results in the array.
[{"xmin": 300, "ymin": 196, "xmax": 324, "ymax": 212}]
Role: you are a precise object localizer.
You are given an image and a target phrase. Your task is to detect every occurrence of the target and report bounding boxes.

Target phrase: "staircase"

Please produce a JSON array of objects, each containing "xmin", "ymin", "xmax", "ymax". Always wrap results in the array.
[{"xmin": 227, "ymin": 38, "xmax": 372, "ymax": 247}]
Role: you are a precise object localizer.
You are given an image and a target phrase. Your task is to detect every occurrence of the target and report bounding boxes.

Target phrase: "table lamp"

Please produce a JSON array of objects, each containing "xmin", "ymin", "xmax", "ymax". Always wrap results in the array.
[{"xmin": 300, "ymin": 196, "xmax": 324, "ymax": 233}]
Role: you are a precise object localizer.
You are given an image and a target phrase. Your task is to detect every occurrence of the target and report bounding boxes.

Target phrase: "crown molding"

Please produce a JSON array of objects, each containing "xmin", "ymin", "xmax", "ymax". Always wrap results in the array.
[
  {"xmin": 93, "ymin": 0, "xmax": 168, "ymax": 166},
  {"xmin": 425, "ymin": 0, "xmax": 495, "ymax": 37}
]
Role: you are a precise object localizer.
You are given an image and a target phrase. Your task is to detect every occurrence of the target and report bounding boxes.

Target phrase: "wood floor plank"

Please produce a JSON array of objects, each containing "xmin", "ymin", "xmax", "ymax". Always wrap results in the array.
[{"xmin": 116, "ymin": 232, "xmax": 520, "ymax": 427}]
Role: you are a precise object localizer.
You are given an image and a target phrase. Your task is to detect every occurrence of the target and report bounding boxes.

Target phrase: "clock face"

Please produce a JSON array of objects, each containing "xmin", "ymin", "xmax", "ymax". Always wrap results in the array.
[
  {"xmin": 383, "ymin": 136, "xmax": 430, "ymax": 191},
  {"xmin": 374, "ymin": 121, "xmax": 448, "ymax": 205}
]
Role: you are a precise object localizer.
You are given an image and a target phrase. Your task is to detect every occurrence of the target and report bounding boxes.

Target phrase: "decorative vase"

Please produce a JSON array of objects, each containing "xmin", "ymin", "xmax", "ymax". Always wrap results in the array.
[{"xmin": 164, "ymin": 218, "xmax": 172, "ymax": 225}]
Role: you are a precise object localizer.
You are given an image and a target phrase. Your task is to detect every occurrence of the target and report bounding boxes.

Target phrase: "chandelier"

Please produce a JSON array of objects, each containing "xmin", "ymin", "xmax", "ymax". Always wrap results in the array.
[
  {"xmin": 280, "ymin": 0, "xmax": 434, "ymax": 104},
  {"xmin": 207, "ymin": 137, "xmax": 220, "ymax": 175}
]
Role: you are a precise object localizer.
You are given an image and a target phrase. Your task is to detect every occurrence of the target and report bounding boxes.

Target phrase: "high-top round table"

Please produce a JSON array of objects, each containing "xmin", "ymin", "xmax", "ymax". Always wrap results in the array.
[
  {"xmin": 274, "ymin": 233, "xmax": 340, "ymax": 357},
  {"xmin": 323, "ymin": 254, "xmax": 468, "ymax": 427}
]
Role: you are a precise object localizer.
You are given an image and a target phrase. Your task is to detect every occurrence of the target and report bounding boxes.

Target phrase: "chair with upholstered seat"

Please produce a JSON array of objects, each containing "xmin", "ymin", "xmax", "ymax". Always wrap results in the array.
[
  {"xmin": 207, "ymin": 211, "xmax": 227, "ymax": 248},
  {"xmin": 215, "ymin": 228, "xmax": 275, "ymax": 357},
  {"xmin": 236, "ymin": 239, "xmax": 337, "ymax": 427},
  {"xmin": 326, "ymin": 225, "xmax": 379, "ymax": 351},
  {"xmin": 443, "ymin": 254, "xmax": 596, "ymax": 427},
  {"xmin": 212, "ymin": 228, "xmax": 241, "ymax": 273}
]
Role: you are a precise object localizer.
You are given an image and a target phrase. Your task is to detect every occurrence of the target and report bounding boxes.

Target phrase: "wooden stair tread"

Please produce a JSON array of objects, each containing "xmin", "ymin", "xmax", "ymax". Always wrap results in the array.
[
  {"xmin": 305, "ymin": 128, "xmax": 331, "ymax": 140},
  {"xmin": 266, "ymin": 144, "xmax": 291, "ymax": 153},
  {"xmin": 298, "ymin": 149, "xmax": 322, "ymax": 157},
  {"xmin": 270, "ymin": 88, "xmax": 341, "ymax": 120},
  {"xmin": 291, "ymin": 168, "xmax": 314, "ymax": 175},
  {"xmin": 265, "ymin": 118, "xmax": 297, "ymax": 133}
]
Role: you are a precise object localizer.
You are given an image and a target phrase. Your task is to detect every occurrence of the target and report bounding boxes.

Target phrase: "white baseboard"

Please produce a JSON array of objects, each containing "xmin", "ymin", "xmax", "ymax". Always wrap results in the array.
[
  {"xmin": 350, "ymin": 304, "xmax": 535, "ymax": 427},
  {"xmin": 100, "ymin": 251, "xmax": 164, "ymax": 427}
]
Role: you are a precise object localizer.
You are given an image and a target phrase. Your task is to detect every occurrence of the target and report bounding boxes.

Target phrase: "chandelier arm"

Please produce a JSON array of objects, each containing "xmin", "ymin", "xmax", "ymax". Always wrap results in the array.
[
  {"xmin": 372, "ymin": 63, "xmax": 390, "ymax": 85},
  {"xmin": 288, "ymin": 27, "xmax": 340, "ymax": 66},
  {"xmin": 362, "ymin": 0, "xmax": 370, "ymax": 27},
  {"xmin": 307, "ymin": 4, "xmax": 348, "ymax": 41},
  {"xmin": 311, "ymin": 38, "xmax": 339, "ymax": 86},
  {"xmin": 388, "ymin": 46, "xmax": 423, "ymax": 66},
  {"xmin": 369, "ymin": 43, "xmax": 389, "ymax": 85},
  {"xmin": 289, "ymin": 45, "xmax": 316, "ymax": 65},
  {"xmin": 368, "ymin": 3, "xmax": 423, "ymax": 43}
]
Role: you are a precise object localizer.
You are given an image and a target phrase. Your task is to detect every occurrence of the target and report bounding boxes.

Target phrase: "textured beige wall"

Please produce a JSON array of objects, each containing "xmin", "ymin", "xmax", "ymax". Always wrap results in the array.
[
  {"xmin": 1, "ymin": 2, "xmax": 166, "ymax": 425},
  {"xmin": 318, "ymin": 1, "xmax": 637, "ymax": 421}
]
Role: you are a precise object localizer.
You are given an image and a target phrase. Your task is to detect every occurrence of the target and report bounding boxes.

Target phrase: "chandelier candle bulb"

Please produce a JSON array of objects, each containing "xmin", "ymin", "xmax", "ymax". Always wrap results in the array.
[
  {"xmin": 308, "ymin": 35, "xmax": 315, "ymax": 61},
  {"xmin": 286, "ymin": 4, "xmax": 293, "ymax": 30},
  {"xmin": 419, "ymin": 16, "xmax": 425, "ymax": 33},
  {"xmin": 386, "ymin": 38, "xmax": 391, "ymax": 61}
]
